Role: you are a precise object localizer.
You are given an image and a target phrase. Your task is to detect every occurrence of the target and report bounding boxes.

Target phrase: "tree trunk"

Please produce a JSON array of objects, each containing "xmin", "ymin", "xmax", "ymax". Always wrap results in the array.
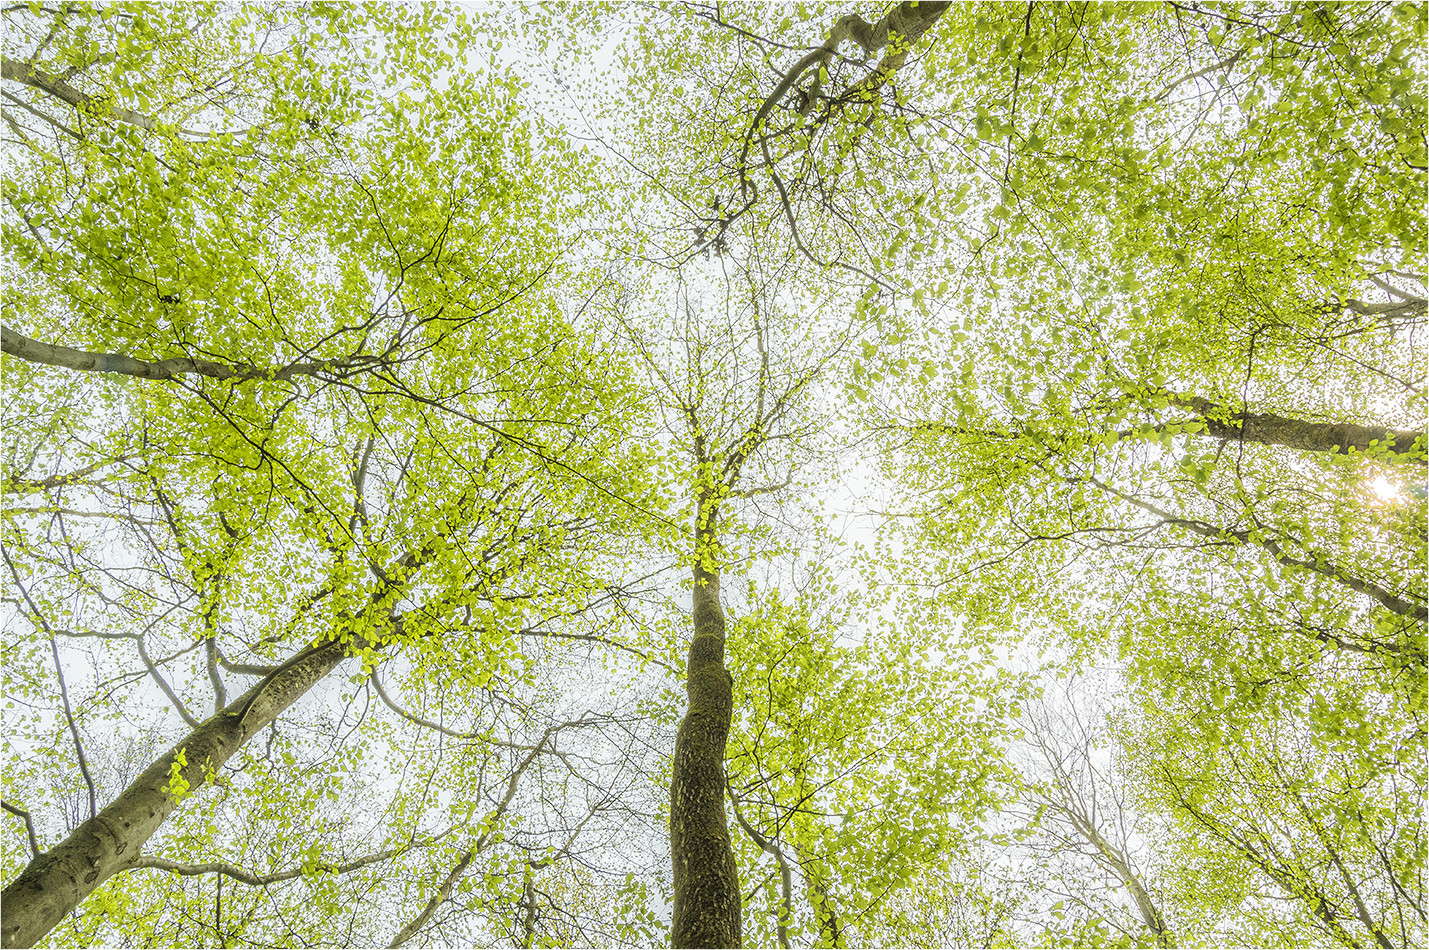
[
  {"xmin": 1, "ymin": 639, "xmax": 351, "ymax": 949},
  {"xmin": 669, "ymin": 498, "xmax": 741, "ymax": 948},
  {"xmin": 1167, "ymin": 393, "xmax": 1425, "ymax": 463},
  {"xmin": 1077, "ymin": 818, "xmax": 1173, "ymax": 947},
  {"xmin": 1, "ymin": 324, "xmax": 335, "ymax": 383}
]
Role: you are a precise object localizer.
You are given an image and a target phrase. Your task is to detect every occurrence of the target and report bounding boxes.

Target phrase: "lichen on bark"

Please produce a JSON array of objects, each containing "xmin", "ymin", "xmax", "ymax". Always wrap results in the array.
[{"xmin": 669, "ymin": 507, "xmax": 742, "ymax": 948}]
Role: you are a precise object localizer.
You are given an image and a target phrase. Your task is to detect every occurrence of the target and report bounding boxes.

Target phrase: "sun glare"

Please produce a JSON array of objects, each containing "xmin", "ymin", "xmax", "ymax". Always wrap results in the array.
[{"xmin": 1370, "ymin": 475, "xmax": 1403, "ymax": 502}]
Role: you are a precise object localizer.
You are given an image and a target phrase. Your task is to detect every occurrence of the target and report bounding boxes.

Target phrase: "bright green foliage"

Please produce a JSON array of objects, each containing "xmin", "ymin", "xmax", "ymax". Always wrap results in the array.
[
  {"xmin": 3, "ymin": 3, "xmax": 663, "ymax": 947},
  {"xmin": 858, "ymin": 4, "xmax": 1426, "ymax": 945},
  {"xmin": 725, "ymin": 581, "xmax": 1023, "ymax": 946},
  {"xmin": 1120, "ymin": 648, "xmax": 1423, "ymax": 948},
  {"xmin": 570, "ymin": 1, "xmax": 1423, "ymax": 945},
  {"xmin": 4, "ymin": 1, "xmax": 1426, "ymax": 947}
]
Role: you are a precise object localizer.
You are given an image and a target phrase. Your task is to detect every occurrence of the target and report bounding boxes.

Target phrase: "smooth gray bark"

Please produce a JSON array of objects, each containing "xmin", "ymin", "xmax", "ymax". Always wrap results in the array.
[
  {"xmin": 2, "ymin": 55, "xmax": 159, "ymax": 132},
  {"xmin": 1, "ymin": 324, "xmax": 342, "ymax": 383},
  {"xmin": 0, "ymin": 639, "xmax": 353, "ymax": 949},
  {"xmin": 1073, "ymin": 815, "xmax": 1174, "ymax": 946}
]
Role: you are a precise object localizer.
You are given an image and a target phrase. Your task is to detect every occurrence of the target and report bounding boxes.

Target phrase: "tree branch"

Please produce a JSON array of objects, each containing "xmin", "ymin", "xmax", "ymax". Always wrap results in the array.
[
  {"xmin": 2, "ymin": 801, "xmax": 42, "ymax": 859},
  {"xmin": 3, "ymin": 456, "xmax": 133, "ymax": 494},
  {"xmin": 128, "ymin": 840, "xmax": 430, "ymax": 888},
  {"xmin": 727, "ymin": 780, "xmax": 793, "ymax": 949},
  {"xmin": 1, "ymin": 324, "xmax": 366, "ymax": 383},
  {"xmin": 4, "ymin": 548, "xmax": 98, "ymax": 820},
  {"xmin": 386, "ymin": 719, "xmax": 576, "ymax": 948},
  {"xmin": 1087, "ymin": 476, "xmax": 1427, "ymax": 621}
]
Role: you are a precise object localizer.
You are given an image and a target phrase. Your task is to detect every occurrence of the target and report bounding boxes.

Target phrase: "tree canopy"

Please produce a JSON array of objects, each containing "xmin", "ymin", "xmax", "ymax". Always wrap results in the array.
[{"xmin": 3, "ymin": 2, "xmax": 1424, "ymax": 949}]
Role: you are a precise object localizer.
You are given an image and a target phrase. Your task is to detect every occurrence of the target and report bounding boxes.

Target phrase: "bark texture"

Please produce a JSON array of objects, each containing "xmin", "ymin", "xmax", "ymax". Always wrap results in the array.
[
  {"xmin": 843, "ymin": 0, "xmax": 953, "ymax": 98},
  {"xmin": 743, "ymin": 0, "xmax": 950, "ymax": 169},
  {"xmin": 1168, "ymin": 393, "xmax": 1426, "ymax": 463},
  {"xmin": 0, "ymin": 639, "xmax": 350, "ymax": 949},
  {"xmin": 2, "ymin": 55, "xmax": 160, "ymax": 132},
  {"xmin": 1, "ymin": 324, "xmax": 340, "ymax": 383},
  {"xmin": 670, "ymin": 504, "xmax": 741, "ymax": 948}
]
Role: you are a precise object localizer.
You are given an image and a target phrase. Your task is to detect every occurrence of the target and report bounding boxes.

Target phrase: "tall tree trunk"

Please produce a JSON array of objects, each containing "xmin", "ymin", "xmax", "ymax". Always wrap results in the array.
[
  {"xmin": 669, "ymin": 495, "xmax": 741, "ymax": 948},
  {"xmin": 1, "ymin": 639, "xmax": 352, "ymax": 949},
  {"xmin": 1166, "ymin": 393, "xmax": 1425, "ymax": 463}
]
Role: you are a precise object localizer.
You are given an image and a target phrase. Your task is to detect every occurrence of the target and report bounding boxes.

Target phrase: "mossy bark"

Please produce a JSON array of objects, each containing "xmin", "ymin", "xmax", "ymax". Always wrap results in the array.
[
  {"xmin": 1167, "ymin": 393, "xmax": 1426, "ymax": 462},
  {"xmin": 669, "ymin": 497, "xmax": 741, "ymax": 948}
]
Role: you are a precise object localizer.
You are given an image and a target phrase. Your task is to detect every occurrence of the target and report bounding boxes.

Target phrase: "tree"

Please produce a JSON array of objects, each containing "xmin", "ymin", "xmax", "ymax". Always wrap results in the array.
[
  {"xmin": 3, "ymin": 5, "xmax": 660, "ymax": 947},
  {"xmin": 588, "ymin": 1, "xmax": 1424, "ymax": 944},
  {"xmin": 1118, "ymin": 642, "xmax": 1425, "ymax": 948},
  {"xmin": 611, "ymin": 259, "xmax": 857, "ymax": 947},
  {"xmin": 7, "ymin": 1, "xmax": 1425, "ymax": 946},
  {"xmin": 0, "ymin": 360, "xmax": 652, "ymax": 946},
  {"xmin": 1015, "ymin": 677, "xmax": 1176, "ymax": 948},
  {"xmin": 723, "ymin": 578, "xmax": 1018, "ymax": 948}
]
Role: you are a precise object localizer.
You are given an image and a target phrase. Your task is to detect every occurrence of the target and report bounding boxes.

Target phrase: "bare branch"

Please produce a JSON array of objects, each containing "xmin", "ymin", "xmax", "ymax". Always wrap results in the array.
[
  {"xmin": 727, "ymin": 781, "xmax": 794, "ymax": 949},
  {"xmin": 1086, "ymin": 476, "xmax": 1427, "ymax": 621},
  {"xmin": 4, "ymin": 456, "xmax": 133, "ymax": 494},
  {"xmin": 128, "ymin": 839, "xmax": 434, "ymax": 887},
  {"xmin": 2, "ymin": 801, "xmax": 43, "ymax": 859},
  {"xmin": 386, "ymin": 719, "xmax": 582, "ymax": 948},
  {"xmin": 4, "ymin": 548, "xmax": 98, "ymax": 820}
]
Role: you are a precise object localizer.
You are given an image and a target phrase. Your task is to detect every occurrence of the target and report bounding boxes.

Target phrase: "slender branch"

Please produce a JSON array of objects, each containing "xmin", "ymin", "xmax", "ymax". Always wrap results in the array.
[
  {"xmin": 205, "ymin": 638, "xmax": 225, "ymax": 712},
  {"xmin": 727, "ymin": 780, "xmax": 793, "ymax": 949},
  {"xmin": 519, "ymin": 627, "xmax": 679, "ymax": 674},
  {"xmin": 3, "ymin": 505, "xmax": 159, "ymax": 524},
  {"xmin": 386, "ymin": 720, "xmax": 574, "ymax": 948},
  {"xmin": 2, "ymin": 801, "xmax": 42, "ymax": 859},
  {"xmin": 4, "ymin": 548, "xmax": 98, "ymax": 819},
  {"xmin": 135, "ymin": 634, "xmax": 201, "ymax": 728},
  {"xmin": 369, "ymin": 670, "xmax": 482, "ymax": 740},
  {"xmin": 1087, "ymin": 476, "xmax": 1427, "ymax": 621},
  {"xmin": 728, "ymin": 475, "xmax": 793, "ymax": 499},
  {"xmin": 1153, "ymin": 48, "xmax": 1246, "ymax": 101},
  {"xmin": 4, "ymin": 456, "xmax": 133, "ymax": 494},
  {"xmin": 1, "ymin": 87, "xmax": 81, "ymax": 139},
  {"xmin": 49, "ymin": 623, "xmax": 97, "ymax": 820},
  {"xmin": 129, "ymin": 841, "xmax": 428, "ymax": 887}
]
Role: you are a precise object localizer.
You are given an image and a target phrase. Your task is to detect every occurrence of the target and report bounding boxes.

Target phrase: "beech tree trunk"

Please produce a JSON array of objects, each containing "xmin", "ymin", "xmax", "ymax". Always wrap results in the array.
[
  {"xmin": 1168, "ymin": 393, "xmax": 1425, "ymax": 462},
  {"xmin": 669, "ymin": 496, "xmax": 741, "ymax": 948},
  {"xmin": 1077, "ymin": 818, "xmax": 1174, "ymax": 947},
  {"xmin": 0, "ymin": 639, "xmax": 351, "ymax": 949},
  {"xmin": 1, "ymin": 324, "xmax": 336, "ymax": 383}
]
